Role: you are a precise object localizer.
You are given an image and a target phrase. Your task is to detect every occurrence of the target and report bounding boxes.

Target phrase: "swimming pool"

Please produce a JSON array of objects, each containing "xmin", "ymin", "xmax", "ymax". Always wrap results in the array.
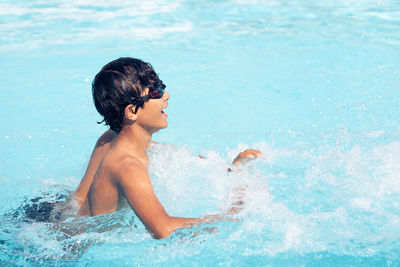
[{"xmin": 1, "ymin": 0, "xmax": 400, "ymax": 265}]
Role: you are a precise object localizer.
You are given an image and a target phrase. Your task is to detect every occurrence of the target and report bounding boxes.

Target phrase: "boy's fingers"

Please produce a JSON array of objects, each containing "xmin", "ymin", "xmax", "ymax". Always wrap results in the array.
[
  {"xmin": 233, "ymin": 149, "xmax": 263, "ymax": 165},
  {"xmin": 244, "ymin": 149, "xmax": 262, "ymax": 158}
]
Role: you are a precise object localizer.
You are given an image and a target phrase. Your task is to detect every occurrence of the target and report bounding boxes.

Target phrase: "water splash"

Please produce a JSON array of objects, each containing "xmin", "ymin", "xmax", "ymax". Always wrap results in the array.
[{"xmin": 2, "ymin": 136, "xmax": 400, "ymax": 264}]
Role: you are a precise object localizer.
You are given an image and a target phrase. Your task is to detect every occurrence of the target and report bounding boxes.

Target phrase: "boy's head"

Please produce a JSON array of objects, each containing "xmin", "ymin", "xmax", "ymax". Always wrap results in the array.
[{"xmin": 92, "ymin": 57, "xmax": 165, "ymax": 132}]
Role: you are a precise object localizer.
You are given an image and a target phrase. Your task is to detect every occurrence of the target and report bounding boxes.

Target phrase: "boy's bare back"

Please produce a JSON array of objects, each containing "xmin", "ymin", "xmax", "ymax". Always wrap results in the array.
[{"xmin": 84, "ymin": 142, "xmax": 128, "ymax": 216}]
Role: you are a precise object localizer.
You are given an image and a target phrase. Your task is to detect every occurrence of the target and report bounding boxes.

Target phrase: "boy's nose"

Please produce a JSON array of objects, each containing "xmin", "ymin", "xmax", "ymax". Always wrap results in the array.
[{"xmin": 163, "ymin": 90, "xmax": 170, "ymax": 101}]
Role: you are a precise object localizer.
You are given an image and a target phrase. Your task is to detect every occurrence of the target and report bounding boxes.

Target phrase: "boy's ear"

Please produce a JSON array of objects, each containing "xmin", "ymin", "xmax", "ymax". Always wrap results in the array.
[{"xmin": 124, "ymin": 104, "xmax": 138, "ymax": 121}]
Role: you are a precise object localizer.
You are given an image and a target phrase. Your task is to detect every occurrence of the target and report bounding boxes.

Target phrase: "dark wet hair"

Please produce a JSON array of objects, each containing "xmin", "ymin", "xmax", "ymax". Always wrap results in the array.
[{"xmin": 92, "ymin": 57, "xmax": 165, "ymax": 132}]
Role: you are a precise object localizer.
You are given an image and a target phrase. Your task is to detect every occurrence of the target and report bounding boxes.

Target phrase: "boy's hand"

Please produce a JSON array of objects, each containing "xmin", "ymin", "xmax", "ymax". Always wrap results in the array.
[{"xmin": 232, "ymin": 149, "xmax": 262, "ymax": 166}]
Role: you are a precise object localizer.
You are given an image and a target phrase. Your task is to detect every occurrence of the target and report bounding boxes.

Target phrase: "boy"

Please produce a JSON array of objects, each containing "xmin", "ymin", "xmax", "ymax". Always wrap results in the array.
[{"xmin": 72, "ymin": 57, "xmax": 261, "ymax": 239}]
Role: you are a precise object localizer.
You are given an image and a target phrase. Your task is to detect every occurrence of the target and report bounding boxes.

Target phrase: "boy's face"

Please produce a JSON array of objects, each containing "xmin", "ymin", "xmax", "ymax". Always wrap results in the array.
[{"xmin": 135, "ymin": 89, "xmax": 169, "ymax": 133}]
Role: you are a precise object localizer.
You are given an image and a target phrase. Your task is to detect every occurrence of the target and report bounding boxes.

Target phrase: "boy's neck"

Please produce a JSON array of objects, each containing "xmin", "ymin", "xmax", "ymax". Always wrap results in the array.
[{"xmin": 114, "ymin": 125, "xmax": 153, "ymax": 164}]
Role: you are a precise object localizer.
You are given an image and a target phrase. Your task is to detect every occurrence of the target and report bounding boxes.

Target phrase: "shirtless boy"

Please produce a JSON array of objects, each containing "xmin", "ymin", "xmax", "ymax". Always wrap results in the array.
[{"xmin": 72, "ymin": 57, "xmax": 261, "ymax": 239}]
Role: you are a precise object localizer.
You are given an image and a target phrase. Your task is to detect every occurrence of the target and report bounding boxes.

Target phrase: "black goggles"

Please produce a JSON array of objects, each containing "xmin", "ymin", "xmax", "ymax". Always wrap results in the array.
[
  {"xmin": 130, "ymin": 83, "xmax": 166, "ymax": 113},
  {"xmin": 148, "ymin": 83, "xmax": 166, "ymax": 99}
]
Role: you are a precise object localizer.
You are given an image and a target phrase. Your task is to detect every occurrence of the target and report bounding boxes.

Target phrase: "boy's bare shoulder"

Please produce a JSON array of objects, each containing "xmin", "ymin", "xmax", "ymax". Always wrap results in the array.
[{"xmin": 111, "ymin": 154, "xmax": 149, "ymax": 183}]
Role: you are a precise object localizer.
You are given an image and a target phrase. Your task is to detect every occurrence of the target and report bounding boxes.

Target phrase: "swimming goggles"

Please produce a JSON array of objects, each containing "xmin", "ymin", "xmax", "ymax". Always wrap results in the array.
[
  {"xmin": 130, "ymin": 83, "xmax": 166, "ymax": 112},
  {"xmin": 147, "ymin": 83, "xmax": 166, "ymax": 99}
]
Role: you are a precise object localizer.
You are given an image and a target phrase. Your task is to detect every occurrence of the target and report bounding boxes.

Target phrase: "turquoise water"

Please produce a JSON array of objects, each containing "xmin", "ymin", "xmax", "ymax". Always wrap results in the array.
[{"xmin": 1, "ymin": 0, "xmax": 400, "ymax": 265}]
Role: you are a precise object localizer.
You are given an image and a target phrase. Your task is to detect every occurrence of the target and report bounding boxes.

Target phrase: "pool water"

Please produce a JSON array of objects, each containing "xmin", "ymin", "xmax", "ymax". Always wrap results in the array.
[{"xmin": 1, "ymin": 0, "xmax": 400, "ymax": 265}]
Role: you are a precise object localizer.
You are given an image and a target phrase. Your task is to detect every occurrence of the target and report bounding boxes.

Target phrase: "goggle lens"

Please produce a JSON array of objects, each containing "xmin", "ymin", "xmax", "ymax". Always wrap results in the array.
[{"xmin": 149, "ymin": 85, "xmax": 165, "ymax": 99}]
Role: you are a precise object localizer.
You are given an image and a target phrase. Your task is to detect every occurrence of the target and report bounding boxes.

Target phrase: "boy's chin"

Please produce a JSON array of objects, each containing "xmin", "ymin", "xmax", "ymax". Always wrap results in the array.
[
  {"xmin": 160, "ymin": 121, "xmax": 168, "ymax": 129},
  {"xmin": 153, "ymin": 123, "xmax": 168, "ymax": 132}
]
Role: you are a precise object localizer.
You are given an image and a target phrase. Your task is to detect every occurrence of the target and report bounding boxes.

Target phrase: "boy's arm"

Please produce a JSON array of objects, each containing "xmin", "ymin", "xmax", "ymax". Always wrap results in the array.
[{"xmin": 116, "ymin": 160, "xmax": 202, "ymax": 239}]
